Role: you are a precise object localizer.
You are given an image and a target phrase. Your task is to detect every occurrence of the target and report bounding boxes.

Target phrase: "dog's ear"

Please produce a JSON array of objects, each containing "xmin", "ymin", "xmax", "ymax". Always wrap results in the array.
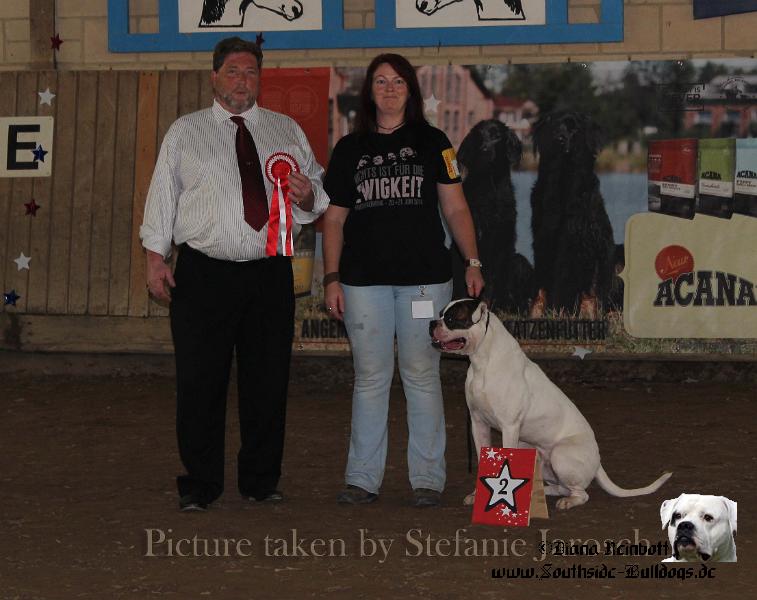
[
  {"xmin": 531, "ymin": 115, "xmax": 548, "ymax": 157},
  {"xmin": 582, "ymin": 116, "xmax": 604, "ymax": 158},
  {"xmin": 660, "ymin": 496, "xmax": 680, "ymax": 529},
  {"xmin": 506, "ymin": 129, "xmax": 522, "ymax": 166},
  {"xmin": 473, "ymin": 299, "xmax": 488, "ymax": 322},
  {"xmin": 720, "ymin": 497, "xmax": 737, "ymax": 535}
]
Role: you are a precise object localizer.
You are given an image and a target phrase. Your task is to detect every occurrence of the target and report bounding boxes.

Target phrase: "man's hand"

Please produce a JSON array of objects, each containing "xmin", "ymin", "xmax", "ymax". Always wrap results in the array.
[
  {"xmin": 287, "ymin": 171, "xmax": 315, "ymax": 212},
  {"xmin": 146, "ymin": 250, "xmax": 176, "ymax": 304}
]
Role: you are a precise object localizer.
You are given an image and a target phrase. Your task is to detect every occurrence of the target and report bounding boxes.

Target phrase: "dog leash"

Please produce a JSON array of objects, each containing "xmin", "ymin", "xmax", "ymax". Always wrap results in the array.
[{"xmin": 467, "ymin": 309, "xmax": 491, "ymax": 473}]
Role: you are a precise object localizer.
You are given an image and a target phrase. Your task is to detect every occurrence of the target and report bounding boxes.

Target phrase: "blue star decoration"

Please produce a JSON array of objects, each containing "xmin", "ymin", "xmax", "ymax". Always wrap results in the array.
[
  {"xmin": 4, "ymin": 289, "xmax": 20, "ymax": 306},
  {"xmin": 32, "ymin": 144, "xmax": 48, "ymax": 162},
  {"xmin": 480, "ymin": 459, "xmax": 529, "ymax": 513}
]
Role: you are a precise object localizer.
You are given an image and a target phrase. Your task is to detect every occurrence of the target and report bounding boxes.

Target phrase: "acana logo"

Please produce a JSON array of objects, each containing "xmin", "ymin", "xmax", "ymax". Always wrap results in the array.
[
  {"xmin": 701, "ymin": 171, "xmax": 722, "ymax": 180},
  {"xmin": 654, "ymin": 270, "xmax": 756, "ymax": 307},
  {"xmin": 736, "ymin": 170, "xmax": 757, "ymax": 179}
]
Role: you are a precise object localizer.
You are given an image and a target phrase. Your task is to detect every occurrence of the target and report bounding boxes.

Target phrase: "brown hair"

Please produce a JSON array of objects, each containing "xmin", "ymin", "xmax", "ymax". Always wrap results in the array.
[
  {"xmin": 354, "ymin": 53, "xmax": 429, "ymax": 135},
  {"xmin": 212, "ymin": 36, "xmax": 263, "ymax": 71}
]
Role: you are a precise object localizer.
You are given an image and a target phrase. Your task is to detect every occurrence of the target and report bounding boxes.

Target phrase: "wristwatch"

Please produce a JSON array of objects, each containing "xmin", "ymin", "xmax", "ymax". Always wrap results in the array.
[{"xmin": 466, "ymin": 258, "xmax": 483, "ymax": 268}]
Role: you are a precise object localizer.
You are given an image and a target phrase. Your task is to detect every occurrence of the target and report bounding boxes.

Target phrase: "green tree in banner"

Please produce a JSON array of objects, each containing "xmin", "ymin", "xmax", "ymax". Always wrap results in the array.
[{"xmin": 501, "ymin": 63, "xmax": 600, "ymax": 116}]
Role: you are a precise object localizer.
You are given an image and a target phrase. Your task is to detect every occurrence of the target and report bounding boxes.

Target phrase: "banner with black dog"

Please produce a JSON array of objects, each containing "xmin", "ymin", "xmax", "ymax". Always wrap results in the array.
[{"xmin": 294, "ymin": 58, "xmax": 757, "ymax": 359}]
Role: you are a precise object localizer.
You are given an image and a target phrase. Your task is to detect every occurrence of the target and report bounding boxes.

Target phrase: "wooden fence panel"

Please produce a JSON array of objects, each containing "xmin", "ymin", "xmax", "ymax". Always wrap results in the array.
[
  {"xmin": 128, "ymin": 71, "xmax": 160, "ymax": 317},
  {"xmin": 178, "ymin": 71, "xmax": 201, "ymax": 118},
  {"xmin": 0, "ymin": 72, "xmax": 17, "ymax": 308},
  {"xmin": 5, "ymin": 72, "xmax": 38, "ymax": 313},
  {"xmin": 46, "ymin": 71, "xmax": 77, "ymax": 314},
  {"xmin": 109, "ymin": 72, "xmax": 138, "ymax": 316},
  {"xmin": 0, "ymin": 69, "xmax": 228, "ymax": 352},
  {"xmin": 67, "ymin": 72, "xmax": 98, "ymax": 314},
  {"xmin": 148, "ymin": 71, "xmax": 180, "ymax": 318},
  {"xmin": 27, "ymin": 71, "xmax": 56, "ymax": 313},
  {"xmin": 89, "ymin": 71, "xmax": 118, "ymax": 315}
]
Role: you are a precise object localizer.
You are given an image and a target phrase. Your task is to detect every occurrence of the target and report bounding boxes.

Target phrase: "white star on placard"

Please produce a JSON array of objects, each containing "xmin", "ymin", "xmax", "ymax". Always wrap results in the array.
[
  {"xmin": 572, "ymin": 346, "xmax": 592, "ymax": 360},
  {"xmin": 480, "ymin": 459, "xmax": 528, "ymax": 512},
  {"xmin": 424, "ymin": 93, "xmax": 441, "ymax": 114},
  {"xmin": 38, "ymin": 88, "xmax": 56, "ymax": 106},
  {"xmin": 499, "ymin": 505, "xmax": 512, "ymax": 517},
  {"xmin": 485, "ymin": 448, "xmax": 499, "ymax": 461},
  {"xmin": 14, "ymin": 252, "xmax": 31, "ymax": 271}
]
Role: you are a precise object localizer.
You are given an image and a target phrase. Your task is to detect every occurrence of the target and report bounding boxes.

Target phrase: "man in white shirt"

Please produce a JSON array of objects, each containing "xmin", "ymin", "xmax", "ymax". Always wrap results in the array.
[{"xmin": 141, "ymin": 36, "xmax": 329, "ymax": 512}]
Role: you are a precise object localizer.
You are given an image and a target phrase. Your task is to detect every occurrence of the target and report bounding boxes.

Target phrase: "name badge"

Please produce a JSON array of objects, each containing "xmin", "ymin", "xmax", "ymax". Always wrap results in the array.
[{"xmin": 411, "ymin": 295, "xmax": 434, "ymax": 319}]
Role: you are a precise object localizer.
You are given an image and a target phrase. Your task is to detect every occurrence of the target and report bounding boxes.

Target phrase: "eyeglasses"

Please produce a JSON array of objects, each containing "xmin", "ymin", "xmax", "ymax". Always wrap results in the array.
[{"xmin": 373, "ymin": 76, "xmax": 407, "ymax": 89}]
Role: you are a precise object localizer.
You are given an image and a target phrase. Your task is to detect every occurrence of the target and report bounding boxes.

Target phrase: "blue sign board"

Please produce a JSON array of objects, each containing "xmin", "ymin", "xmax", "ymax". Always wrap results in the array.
[
  {"xmin": 694, "ymin": 0, "xmax": 757, "ymax": 19},
  {"xmin": 108, "ymin": 0, "xmax": 624, "ymax": 52}
]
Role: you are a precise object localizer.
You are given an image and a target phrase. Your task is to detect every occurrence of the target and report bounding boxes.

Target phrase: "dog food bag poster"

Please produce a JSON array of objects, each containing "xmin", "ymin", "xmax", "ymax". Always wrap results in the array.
[
  {"xmin": 647, "ymin": 139, "xmax": 698, "ymax": 220},
  {"xmin": 735, "ymin": 138, "xmax": 757, "ymax": 218},
  {"xmin": 471, "ymin": 447, "xmax": 536, "ymax": 528},
  {"xmin": 697, "ymin": 138, "xmax": 735, "ymax": 219},
  {"xmin": 621, "ymin": 212, "xmax": 757, "ymax": 338}
]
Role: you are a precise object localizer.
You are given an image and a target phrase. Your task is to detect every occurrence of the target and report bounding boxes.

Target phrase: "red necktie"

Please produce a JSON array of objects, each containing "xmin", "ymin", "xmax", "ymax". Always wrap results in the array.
[{"xmin": 230, "ymin": 115, "xmax": 268, "ymax": 231}]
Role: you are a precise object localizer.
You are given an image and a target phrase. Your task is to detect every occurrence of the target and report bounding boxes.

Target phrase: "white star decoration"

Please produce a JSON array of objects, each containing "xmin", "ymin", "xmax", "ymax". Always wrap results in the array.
[
  {"xmin": 499, "ymin": 506, "xmax": 512, "ymax": 516},
  {"xmin": 38, "ymin": 88, "xmax": 56, "ymax": 106},
  {"xmin": 424, "ymin": 93, "xmax": 441, "ymax": 114},
  {"xmin": 572, "ymin": 346, "xmax": 592, "ymax": 359},
  {"xmin": 480, "ymin": 459, "xmax": 528, "ymax": 512},
  {"xmin": 485, "ymin": 448, "xmax": 500, "ymax": 461},
  {"xmin": 14, "ymin": 252, "xmax": 31, "ymax": 271}
]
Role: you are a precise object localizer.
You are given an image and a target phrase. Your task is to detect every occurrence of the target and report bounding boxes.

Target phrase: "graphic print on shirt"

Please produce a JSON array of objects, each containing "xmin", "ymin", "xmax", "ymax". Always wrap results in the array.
[{"xmin": 353, "ymin": 146, "xmax": 424, "ymax": 210}]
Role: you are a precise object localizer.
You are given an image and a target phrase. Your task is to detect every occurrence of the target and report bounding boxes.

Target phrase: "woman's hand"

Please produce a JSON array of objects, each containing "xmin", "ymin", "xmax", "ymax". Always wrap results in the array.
[
  {"xmin": 465, "ymin": 265, "xmax": 485, "ymax": 298},
  {"xmin": 324, "ymin": 281, "xmax": 345, "ymax": 320}
]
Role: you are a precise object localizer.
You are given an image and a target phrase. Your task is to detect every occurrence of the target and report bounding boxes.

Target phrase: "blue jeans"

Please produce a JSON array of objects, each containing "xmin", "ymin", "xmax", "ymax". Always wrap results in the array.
[{"xmin": 341, "ymin": 280, "xmax": 453, "ymax": 494}]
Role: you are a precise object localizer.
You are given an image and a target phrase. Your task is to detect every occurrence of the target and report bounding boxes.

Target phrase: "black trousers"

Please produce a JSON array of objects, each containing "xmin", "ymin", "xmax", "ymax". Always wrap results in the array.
[{"xmin": 170, "ymin": 244, "xmax": 295, "ymax": 503}]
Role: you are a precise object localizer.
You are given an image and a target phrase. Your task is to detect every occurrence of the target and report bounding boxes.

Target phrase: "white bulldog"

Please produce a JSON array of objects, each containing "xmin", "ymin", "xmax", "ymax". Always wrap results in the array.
[
  {"xmin": 429, "ymin": 299, "xmax": 672, "ymax": 509},
  {"xmin": 660, "ymin": 494, "xmax": 737, "ymax": 562}
]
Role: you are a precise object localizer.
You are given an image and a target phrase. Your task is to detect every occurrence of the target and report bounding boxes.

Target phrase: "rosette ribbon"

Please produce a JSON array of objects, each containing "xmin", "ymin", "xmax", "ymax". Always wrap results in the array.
[{"xmin": 264, "ymin": 153, "xmax": 300, "ymax": 257}]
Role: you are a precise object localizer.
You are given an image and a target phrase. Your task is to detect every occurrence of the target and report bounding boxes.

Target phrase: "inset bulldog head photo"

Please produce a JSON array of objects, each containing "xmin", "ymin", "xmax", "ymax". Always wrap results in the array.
[{"xmin": 660, "ymin": 494, "xmax": 737, "ymax": 562}]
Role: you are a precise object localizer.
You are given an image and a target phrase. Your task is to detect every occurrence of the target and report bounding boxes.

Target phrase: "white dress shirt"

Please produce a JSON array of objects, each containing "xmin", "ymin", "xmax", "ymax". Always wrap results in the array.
[{"xmin": 140, "ymin": 100, "xmax": 329, "ymax": 261}]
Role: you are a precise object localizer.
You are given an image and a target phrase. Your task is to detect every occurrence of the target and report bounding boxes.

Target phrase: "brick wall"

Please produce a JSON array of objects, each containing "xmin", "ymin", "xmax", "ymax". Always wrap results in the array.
[{"xmin": 1, "ymin": 1, "xmax": 756, "ymax": 71}]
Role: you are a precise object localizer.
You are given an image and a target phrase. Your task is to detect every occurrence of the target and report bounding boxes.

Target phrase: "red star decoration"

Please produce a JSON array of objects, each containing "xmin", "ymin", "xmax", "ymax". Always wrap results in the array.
[
  {"xmin": 256, "ymin": 32, "xmax": 265, "ymax": 47},
  {"xmin": 24, "ymin": 198, "xmax": 40, "ymax": 216},
  {"xmin": 51, "ymin": 33, "xmax": 64, "ymax": 50}
]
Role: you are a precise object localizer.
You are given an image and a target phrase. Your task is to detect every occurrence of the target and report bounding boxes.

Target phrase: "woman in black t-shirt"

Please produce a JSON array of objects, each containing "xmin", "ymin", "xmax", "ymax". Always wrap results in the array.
[{"xmin": 322, "ymin": 54, "xmax": 484, "ymax": 508}]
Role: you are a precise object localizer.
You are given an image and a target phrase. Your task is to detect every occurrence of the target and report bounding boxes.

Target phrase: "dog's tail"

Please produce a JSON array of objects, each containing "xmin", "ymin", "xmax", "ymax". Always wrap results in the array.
[{"xmin": 595, "ymin": 466, "xmax": 672, "ymax": 497}]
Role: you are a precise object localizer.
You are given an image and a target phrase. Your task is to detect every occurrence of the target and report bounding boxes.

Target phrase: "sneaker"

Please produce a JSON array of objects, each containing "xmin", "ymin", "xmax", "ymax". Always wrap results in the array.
[
  {"xmin": 413, "ymin": 488, "xmax": 441, "ymax": 508},
  {"xmin": 249, "ymin": 490, "xmax": 284, "ymax": 503},
  {"xmin": 337, "ymin": 485, "xmax": 378, "ymax": 505},
  {"xmin": 179, "ymin": 494, "xmax": 208, "ymax": 512}
]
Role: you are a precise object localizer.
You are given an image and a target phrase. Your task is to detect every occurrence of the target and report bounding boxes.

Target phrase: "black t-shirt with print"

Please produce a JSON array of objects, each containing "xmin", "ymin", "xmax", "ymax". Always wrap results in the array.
[{"xmin": 324, "ymin": 123, "xmax": 461, "ymax": 286}]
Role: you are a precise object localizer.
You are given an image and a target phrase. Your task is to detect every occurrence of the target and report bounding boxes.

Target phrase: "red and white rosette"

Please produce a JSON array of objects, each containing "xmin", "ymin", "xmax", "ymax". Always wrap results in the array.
[{"xmin": 264, "ymin": 152, "xmax": 300, "ymax": 257}]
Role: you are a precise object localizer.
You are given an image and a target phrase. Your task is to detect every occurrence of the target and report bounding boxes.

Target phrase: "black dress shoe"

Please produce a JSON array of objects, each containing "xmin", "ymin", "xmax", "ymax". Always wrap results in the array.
[
  {"xmin": 337, "ymin": 485, "xmax": 378, "ymax": 505},
  {"xmin": 179, "ymin": 494, "xmax": 208, "ymax": 512},
  {"xmin": 413, "ymin": 488, "xmax": 441, "ymax": 508},
  {"xmin": 249, "ymin": 490, "xmax": 284, "ymax": 503}
]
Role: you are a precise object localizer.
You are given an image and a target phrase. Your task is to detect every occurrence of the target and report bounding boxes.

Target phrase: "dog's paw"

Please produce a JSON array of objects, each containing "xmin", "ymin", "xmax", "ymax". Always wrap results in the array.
[
  {"xmin": 555, "ymin": 494, "xmax": 588, "ymax": 510},
  {"xmin": 463, "ymin": 492, "xmax": 476, "ymax": 506}
]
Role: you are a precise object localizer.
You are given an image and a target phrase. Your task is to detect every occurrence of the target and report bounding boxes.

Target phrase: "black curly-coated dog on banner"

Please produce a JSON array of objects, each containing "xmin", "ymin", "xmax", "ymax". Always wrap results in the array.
[
  {"xmin": 529, "ymin": 111, "xmax": 615, "ymax": 319},
  {"xmin": 453, "ymin": 119, "xmax": 534, "ymax": 314}
]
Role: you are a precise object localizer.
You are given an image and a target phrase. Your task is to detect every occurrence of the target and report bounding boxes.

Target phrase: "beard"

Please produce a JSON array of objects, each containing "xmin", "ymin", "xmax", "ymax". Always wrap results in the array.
[{"xmin": 215, "ymin": 87, "xmax": 256, "ymax": 114}]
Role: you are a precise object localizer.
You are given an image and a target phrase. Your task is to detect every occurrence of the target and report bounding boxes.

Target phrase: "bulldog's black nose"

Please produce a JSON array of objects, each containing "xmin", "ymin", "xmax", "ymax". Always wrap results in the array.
[
  {"xmin": 677, "ymin": 521, "xmax": 695, "ymax": 533},
  {"xmin": 429, "ymin": 320, "xmax": 438, "ymax": 337}
]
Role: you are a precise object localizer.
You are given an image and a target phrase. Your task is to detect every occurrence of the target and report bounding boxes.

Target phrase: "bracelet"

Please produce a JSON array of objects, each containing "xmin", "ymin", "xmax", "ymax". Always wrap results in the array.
[{"xmin": 323, "ymin": 272, "xmax": 340, "ymax": 286}]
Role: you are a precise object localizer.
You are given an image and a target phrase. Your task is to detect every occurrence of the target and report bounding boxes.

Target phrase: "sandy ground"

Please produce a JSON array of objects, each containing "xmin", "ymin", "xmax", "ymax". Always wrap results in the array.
[{"xmin": 1, "ymin": 354, "xmax": 754, "ymax": 599}]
